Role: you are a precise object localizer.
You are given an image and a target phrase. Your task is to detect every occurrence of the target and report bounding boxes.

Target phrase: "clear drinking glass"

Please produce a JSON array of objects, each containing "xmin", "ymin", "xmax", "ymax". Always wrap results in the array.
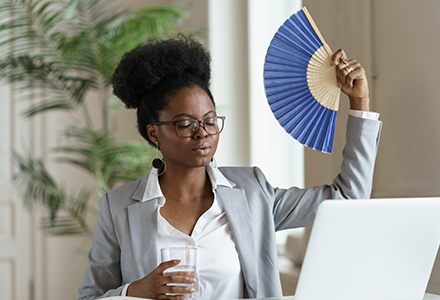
[{"xmin": 161, "ymin": 247, "xmax": 198, "ymax": 300}]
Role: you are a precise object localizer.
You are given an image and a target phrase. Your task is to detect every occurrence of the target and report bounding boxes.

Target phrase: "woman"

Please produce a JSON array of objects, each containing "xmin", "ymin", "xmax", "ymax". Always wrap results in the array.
[{"xmin": 78, "ymin": 36, "xmax": 382, "ymax": 300}]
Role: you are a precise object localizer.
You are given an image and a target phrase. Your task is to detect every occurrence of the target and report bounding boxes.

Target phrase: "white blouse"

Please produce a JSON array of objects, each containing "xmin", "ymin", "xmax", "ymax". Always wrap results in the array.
[{"xmin": 121, "ymin": 162, "xmax": 243, "ymax": 299}]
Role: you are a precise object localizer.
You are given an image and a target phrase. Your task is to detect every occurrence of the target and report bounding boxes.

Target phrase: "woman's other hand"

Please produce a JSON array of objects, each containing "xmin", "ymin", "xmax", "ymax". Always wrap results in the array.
[
  {"xmin": 330, "ymin": 49, "xmax": 370, "ymax": 111},
  {"xmin": 127, "ymin": 260, "xmax": 196, "ymax": 300}
]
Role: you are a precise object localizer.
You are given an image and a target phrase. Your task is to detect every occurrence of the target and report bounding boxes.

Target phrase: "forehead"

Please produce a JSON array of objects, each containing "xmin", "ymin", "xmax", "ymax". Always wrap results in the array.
[{"xmin": 163, "ymin": 87, "xmax": 215, "ymax": 119}]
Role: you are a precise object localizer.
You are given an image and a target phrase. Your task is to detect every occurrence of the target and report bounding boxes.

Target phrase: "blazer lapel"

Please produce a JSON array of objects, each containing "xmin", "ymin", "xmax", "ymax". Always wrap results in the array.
[
  {"xmin": 127, "ymin": 175, "xmax": 160, "ymax": 277},
  {"xmin": 217, "ymin": 187, "xmax": 259, "ymax": 298}
]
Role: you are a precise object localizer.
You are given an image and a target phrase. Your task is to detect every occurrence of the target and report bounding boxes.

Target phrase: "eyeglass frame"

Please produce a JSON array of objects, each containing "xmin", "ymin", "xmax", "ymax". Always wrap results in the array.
[{"xmin": 150, "ymin": 116, "xmax": 226, "ymax": 138}]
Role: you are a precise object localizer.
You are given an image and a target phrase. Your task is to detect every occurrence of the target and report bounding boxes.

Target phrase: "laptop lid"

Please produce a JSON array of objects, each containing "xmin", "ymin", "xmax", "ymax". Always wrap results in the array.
[{"xmin": 294, "ymin": 198, "xmax": 440, "ymax": 300}]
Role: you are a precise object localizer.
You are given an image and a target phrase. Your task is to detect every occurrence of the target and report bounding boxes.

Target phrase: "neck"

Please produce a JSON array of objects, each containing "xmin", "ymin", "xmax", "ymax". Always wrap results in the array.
[{"xmin": 158, "ymin": 164, "xmax": 211, "ymax": 202}]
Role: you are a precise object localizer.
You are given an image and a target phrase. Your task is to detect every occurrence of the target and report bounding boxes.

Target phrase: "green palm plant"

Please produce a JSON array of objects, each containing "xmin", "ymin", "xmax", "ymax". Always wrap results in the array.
[{"xmin": 0, "ymin": 0, "xmax": 188, "ymax": 236}]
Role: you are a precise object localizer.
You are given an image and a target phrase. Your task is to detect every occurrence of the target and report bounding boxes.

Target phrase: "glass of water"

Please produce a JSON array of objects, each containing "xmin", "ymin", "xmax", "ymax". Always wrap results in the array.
[{"xmin": 161, "ymin": 247, "xmax": 198, "ymax": 299}]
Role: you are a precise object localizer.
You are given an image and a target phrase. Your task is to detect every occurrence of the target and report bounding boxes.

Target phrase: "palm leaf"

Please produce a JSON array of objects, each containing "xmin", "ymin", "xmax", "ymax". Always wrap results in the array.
[
  {"xmin": 6, "ymin": 0, "xmax": 189, "ymax": 237},
  {"xmin": 0, "ymin": 0, "xmax": 188, "ymax": 116},
  {"xmin": 0, "ymin": 0, "xmax": 68, "ymax": 58},
  {"xmin": 14, "ymin": 151, "xmax": 58, "ymax": 207},
  {"xmin": 0, "ymin": 1, "xmax": 97, "ymax": 113},
  {"xmin": 14, "ymin": 150, "xmax": 93, "ymax": 235},
  {"xmin": 40, "ymin": 215, "xmax": 85, "ymax": 235},
  {"xmin": 115, "ymin": 141, "xmax": 155, "ymax": 183},
  {"xmin": 49, "ymin": 188, "xmax": 92, "ymax": 236},
  {"xmin": 13, "ymin": 151, "xmax": 64, "ymax": 223},
  {"xmin": 97, "ymin": 5, "xmax": 187, "ymax": 81},
  {"xmin": 53, "ymin": 126, "xmax": 154, "ymax": 195},
  {"xmin": 53, "ymin": 125, "xmax": 120, "ymax": 195},
  {"xmin": 0, "ymin": 53, "xmax": 94, "ymax": 116}
]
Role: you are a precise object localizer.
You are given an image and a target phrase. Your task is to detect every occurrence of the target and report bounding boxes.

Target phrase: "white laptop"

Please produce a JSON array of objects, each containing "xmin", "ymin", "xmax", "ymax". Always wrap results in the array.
[{"xmin": 294, "ymin": 197, "xmax": 440, "ymax": 300}]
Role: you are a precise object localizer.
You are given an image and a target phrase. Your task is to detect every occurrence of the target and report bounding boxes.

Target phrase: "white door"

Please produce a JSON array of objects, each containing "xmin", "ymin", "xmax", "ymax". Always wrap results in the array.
[{"xmin": 0, "ymin": 82, "xmax": 32, "ymax": 300}]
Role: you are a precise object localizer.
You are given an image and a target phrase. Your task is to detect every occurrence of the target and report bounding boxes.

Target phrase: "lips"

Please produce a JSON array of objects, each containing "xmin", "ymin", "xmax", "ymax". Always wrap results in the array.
[{"xmin": 192, "ymin": 142, "xmax": 211, "ymax": 155}]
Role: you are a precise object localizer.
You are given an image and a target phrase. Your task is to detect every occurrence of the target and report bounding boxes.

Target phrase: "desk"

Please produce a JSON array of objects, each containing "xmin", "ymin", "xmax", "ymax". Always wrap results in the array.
[
  {"xmin": 103, "ymin": 293, "xmax": 440, "ymax": 300},
  {"xmin": 423, "ymin": 295, "xmax": 440, "ymax": 300}
]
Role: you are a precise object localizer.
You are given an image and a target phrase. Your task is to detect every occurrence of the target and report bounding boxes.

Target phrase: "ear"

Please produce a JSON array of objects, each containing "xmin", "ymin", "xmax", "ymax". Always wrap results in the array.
[{"xmin": 147, "ymin": 124, "xmax": 158, "ymax": 144}]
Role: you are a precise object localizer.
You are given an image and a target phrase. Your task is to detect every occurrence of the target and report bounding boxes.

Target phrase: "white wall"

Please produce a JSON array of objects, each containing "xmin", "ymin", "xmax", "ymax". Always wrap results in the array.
[
  {"xmin": 209, "ymin": 0, "xmax": 304, "ymax": 189},
  {"xmin": 208, "ymin": 0, "xmax": 251, "ymax": 166}
]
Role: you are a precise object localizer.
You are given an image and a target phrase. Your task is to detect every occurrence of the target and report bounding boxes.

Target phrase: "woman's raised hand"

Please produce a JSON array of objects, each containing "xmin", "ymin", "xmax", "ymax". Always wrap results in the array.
[
  {"xmin": 330, "ymin": 49, "xmax": 370, "ymax": 111},
  {"xmin": 127, "ymin": 260, "xmax": 196, "ymax": 300}
]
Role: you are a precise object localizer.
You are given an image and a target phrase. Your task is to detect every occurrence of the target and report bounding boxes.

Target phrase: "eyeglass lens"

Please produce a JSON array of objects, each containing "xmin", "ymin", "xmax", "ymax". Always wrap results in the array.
[{"xmin": 175, "ymin": 117, "xmax": 224, "ymax": 137}]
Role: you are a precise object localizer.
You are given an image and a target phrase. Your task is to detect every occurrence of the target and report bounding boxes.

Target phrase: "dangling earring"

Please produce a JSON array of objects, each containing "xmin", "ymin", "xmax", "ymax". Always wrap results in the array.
[
  {"xmin": 152, "ymin": 141, "xmax": 166, "ymax": 176},
  {"xmin": 210, "ymin": 156, "xmax": 217, "ymax": 168}
]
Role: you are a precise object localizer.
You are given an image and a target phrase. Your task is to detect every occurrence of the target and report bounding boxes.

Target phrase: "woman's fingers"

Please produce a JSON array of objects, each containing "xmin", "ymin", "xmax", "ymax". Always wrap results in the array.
[
  {"xmin": 127, "ymin": 260, "xmax": 196, "ymax": 299},
  {"xmin": 156, "ymin": 260, "xmax": 181, "ymax": 274},
  {"xmin": 157, "ymin": 294, "xmax": 189, "ymax": 300},
  {"xmin": 155, "ymin": 273, "xmax": 196, "ymax": 300},
  {"xmin": 330, "ymin": 49, "xmax": 370, "ymax": 110},
  {"xmin": 157, "ymin": 261, "xmax": 195, "ymax": 285},
  {"xmin": 330, "ymin": 49, "xmax": 348, "ymax": 67},
  {"xmin": 331, "ymin": 49, "xmax": 365, "ymax": 88},
  {"xmin": 155, "ymin": 262, "xmax": 196, "ymax": 298},
  {"xmin": 335, "ymin": 60, "xmax": 363, "ymax": 89},
  {"xmin": 158, "ymin": 272, "xmax": 196, "ymax": 285},
  {"xmin": 155, "ymin": 283, "xmax": 195, "ymax": 296}
]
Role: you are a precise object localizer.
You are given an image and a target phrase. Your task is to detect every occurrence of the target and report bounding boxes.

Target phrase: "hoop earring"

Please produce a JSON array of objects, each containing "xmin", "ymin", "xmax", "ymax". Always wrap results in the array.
[
  {"xmin": 210, "ymin": 156, "xmax": 217, "ymax": 168},
  {"xmin": 151, "ymin": 141, "xmax": 166, "ymax": 176}
]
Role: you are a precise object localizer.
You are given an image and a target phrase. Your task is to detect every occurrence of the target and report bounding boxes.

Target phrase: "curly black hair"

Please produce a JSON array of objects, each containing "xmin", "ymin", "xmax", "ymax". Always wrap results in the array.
[{"xmin": 112, "ymin": 36, "xmax": 214, "ymax": 145}]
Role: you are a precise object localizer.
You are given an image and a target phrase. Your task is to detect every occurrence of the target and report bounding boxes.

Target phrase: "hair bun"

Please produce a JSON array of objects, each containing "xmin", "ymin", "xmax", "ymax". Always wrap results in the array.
[{"xmin": 112, "ymin": 36, "xmax": 211, "ymax": 109}]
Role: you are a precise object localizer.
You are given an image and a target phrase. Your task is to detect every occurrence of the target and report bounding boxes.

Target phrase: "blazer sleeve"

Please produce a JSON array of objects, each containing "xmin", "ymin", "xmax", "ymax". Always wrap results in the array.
[
  {"xmin": 269, "ymin": 115, "xmax": 382, "ymax": 230},
  {"xmin": 78, "ymin": 193, "xmax": 125, "ymax": 300}
]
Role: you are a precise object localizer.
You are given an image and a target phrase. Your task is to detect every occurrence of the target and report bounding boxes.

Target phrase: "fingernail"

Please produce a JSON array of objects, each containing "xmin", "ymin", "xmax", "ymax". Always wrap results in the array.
[
  {"xmin": 188, "ymin": 288, "xmax": 195, "ymax": 292},
  {"xmin": 337, "ymin": 82, "xmax": 342, "ymax": 89}
]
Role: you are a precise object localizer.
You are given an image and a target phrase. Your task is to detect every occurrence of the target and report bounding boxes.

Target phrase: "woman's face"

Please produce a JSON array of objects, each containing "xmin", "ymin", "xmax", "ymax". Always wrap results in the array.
[{"xmin": 149, "ymin": 87, "xmax": 219, "ymax": 170}]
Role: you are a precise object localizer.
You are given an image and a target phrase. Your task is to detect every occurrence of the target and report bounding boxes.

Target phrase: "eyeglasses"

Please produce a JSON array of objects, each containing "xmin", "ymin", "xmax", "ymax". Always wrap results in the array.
[{"xmin": 151, "ymin": 116, "xmax": 226, "ymax": 138}]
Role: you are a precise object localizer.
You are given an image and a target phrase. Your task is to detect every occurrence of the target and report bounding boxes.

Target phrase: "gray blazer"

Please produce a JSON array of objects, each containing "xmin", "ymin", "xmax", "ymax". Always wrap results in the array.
[{"xmin": 78, "ymin": 116, "xmax": 382, "ymax": 299}]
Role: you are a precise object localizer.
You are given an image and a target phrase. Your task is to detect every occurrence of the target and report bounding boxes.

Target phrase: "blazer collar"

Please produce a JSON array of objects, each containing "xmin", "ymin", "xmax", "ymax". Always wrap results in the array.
[
  {"xmin": 132, "ymin": 165, "xmax": 236, "ymax": 203},
  {"xmin": 131, "ymin": 173, "xmax": 150, "ymax": 202}
]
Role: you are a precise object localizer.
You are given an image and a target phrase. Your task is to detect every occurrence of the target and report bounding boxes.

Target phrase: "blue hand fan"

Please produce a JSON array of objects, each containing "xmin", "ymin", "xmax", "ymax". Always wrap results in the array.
[{"xmin": 264, "ymin": 7, "xmax": 340, "ymax": 154}]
